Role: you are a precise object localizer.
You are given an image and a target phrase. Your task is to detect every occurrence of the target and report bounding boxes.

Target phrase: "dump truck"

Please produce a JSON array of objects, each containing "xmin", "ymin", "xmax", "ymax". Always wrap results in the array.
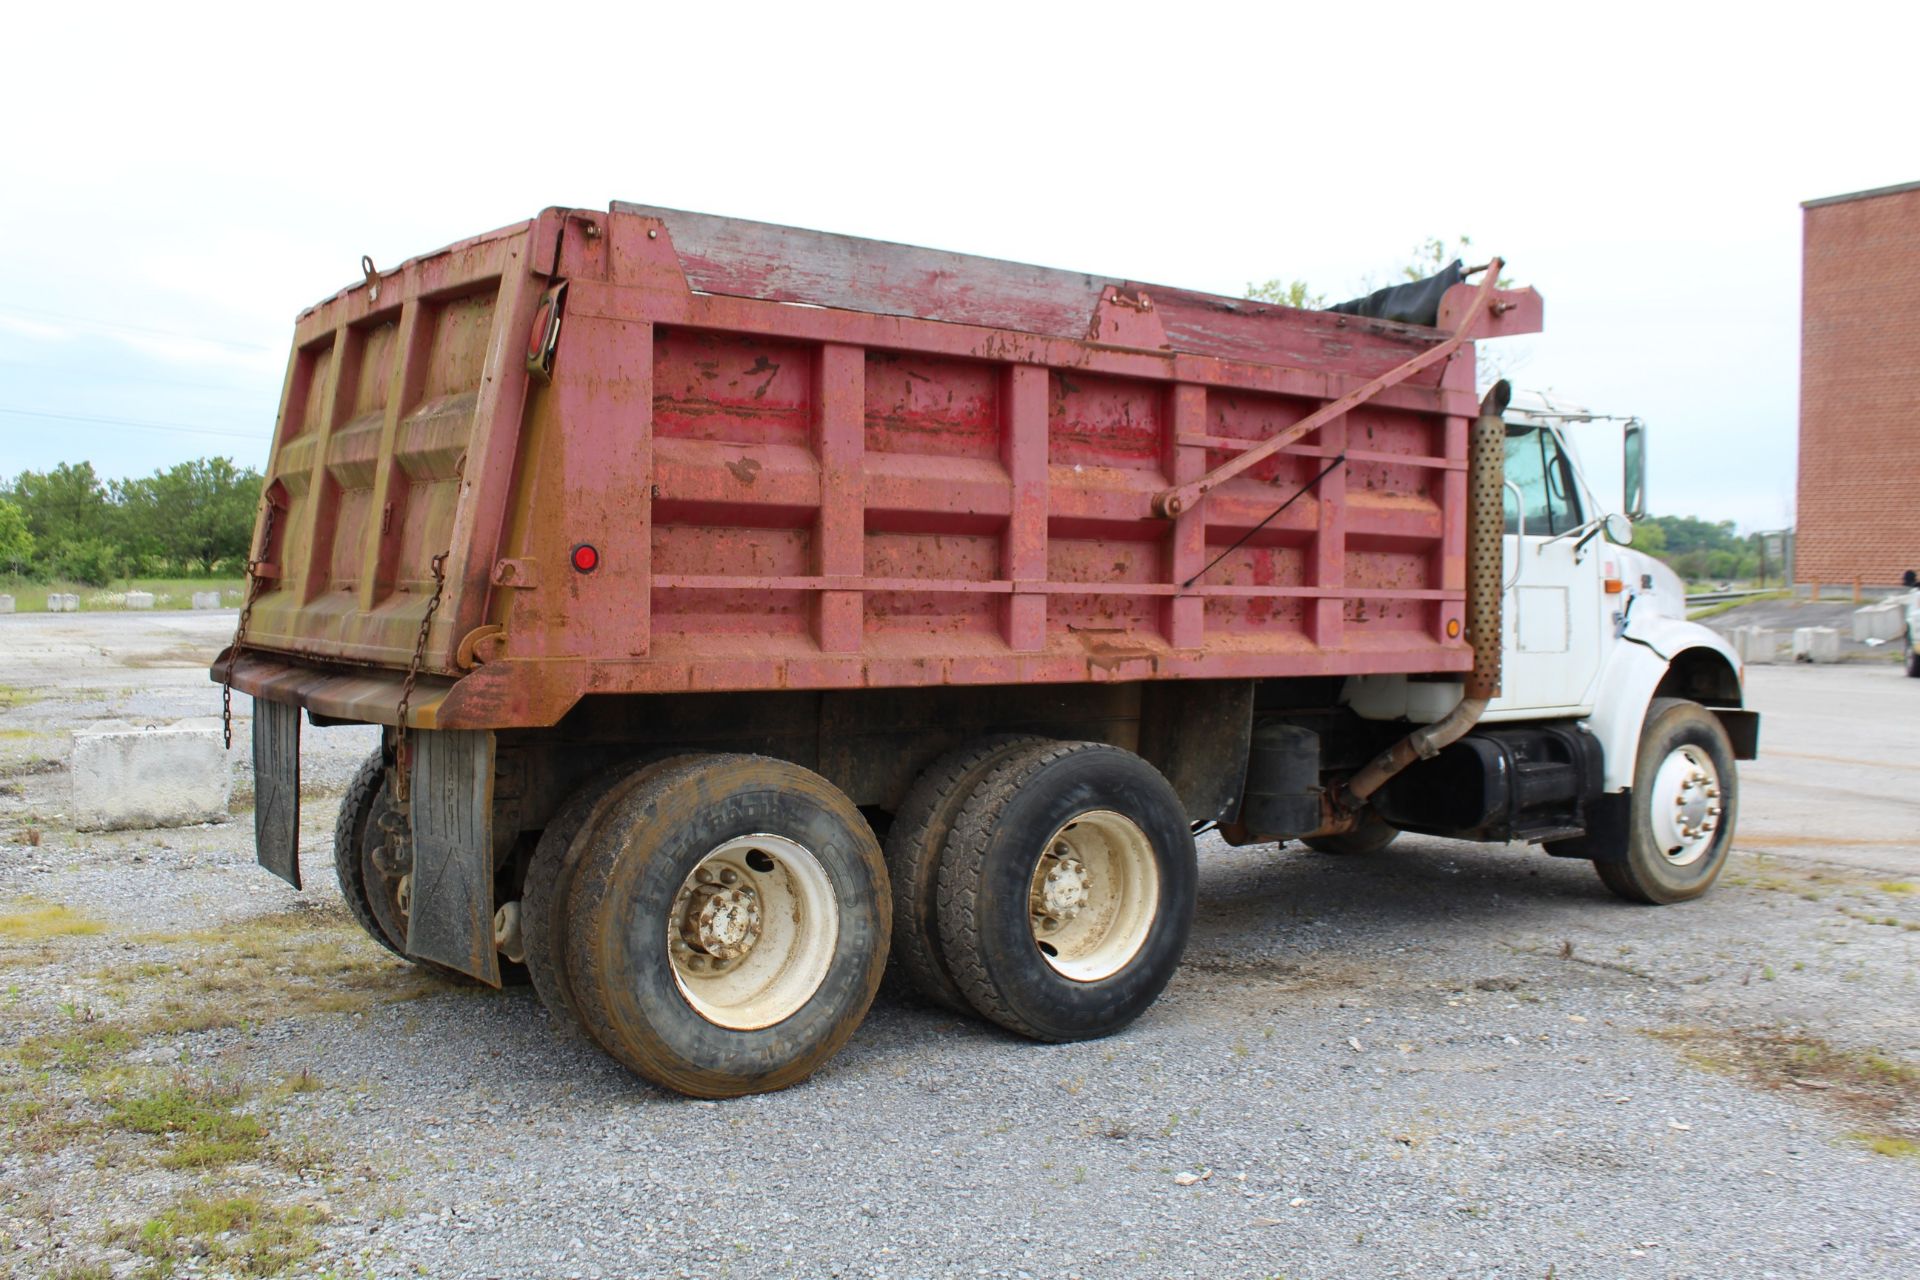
[{"xmin": 213, "ymin": 205, "xmax": 1758, "ymax": 1097}]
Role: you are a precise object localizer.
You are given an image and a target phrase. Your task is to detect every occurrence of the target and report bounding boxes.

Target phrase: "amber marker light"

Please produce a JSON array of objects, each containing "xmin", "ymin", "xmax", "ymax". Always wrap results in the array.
[{"xmin": 1446, "ymin": 618, "xmax": 1462, "ymax": 638}]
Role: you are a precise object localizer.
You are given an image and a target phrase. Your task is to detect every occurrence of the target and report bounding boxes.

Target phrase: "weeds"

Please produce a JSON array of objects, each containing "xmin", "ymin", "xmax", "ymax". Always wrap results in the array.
[
  {"xmin": 0, "ymin": 902, "xmax": 105, "ymax": 942},
  {"xmin": 1852, "ymin": 1133, "xmax": 1919, "ymax": 1159},
  {"xmin": 110, "ymin": 1194, "xmax": 324, "ymax": 1278},
  {"xmin": 1649, "ymin": 1026, "xmax": 1919, "ymax": 1144}
]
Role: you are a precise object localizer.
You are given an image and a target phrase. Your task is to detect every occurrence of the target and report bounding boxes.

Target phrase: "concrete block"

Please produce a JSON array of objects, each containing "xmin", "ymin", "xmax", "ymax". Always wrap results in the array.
[
  {"xmin": 1852, "ymin": 602, "xmax": 1905, "ymax": 642},
  {"xmin": 125, "ymin": 591, "xmax": 155, "ymax": 610},
  {"xmin": 1731, "ymin": 625, "xmax": 1781, "ymax": 665},
  {"xmin": 70, "ymin": 723, "xmax": 231, "ymax": 831},
  {"xmin": 0, "ymin": 594, "xmax": 13, "ymax": 614},
  {"xmin": 46, "ymin": 593, "xmax": 78, "ymax": 613},
  {"xmin": 1793, "ymin": 626, "xmax": 1842, "ymax": 663},
  {"xmin": 191, "ymin": 590, "xmax": 223, "ymax": 610}
]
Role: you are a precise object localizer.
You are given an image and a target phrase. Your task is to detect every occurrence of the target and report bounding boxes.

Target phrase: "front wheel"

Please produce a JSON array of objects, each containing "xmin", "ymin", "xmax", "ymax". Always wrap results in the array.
[{"xmin": 1595, "ymin": 698, "xmax": 1738, "ymax": 905}]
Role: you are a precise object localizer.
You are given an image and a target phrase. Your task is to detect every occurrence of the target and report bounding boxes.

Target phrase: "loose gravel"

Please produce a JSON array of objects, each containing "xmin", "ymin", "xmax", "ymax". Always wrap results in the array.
[{"xmin": 1, "ymin": 612, "xmax": 1916, "ymax": 1279}]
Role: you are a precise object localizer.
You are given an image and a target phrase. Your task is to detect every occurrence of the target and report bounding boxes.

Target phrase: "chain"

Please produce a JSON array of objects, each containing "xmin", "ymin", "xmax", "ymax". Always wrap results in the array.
[
  {"xmin": 392, "ymin": 550, "xmax": 451, "ymax": 805},
  {"xmin": 221, "ymin": 500, "xmax": 280, "ymax": 751}
]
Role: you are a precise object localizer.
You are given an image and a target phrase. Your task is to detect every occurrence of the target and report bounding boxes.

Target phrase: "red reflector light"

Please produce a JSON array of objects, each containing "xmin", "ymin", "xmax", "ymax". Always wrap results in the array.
[{"xmin": 571, "ymin": 544, "xmax": 600, "ymax": 574}]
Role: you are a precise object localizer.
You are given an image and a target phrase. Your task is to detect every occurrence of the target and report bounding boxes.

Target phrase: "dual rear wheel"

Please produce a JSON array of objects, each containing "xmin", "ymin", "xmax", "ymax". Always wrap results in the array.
[
  {"xmin": 340, "ymin": 740, "xmax": 1194, "ymax": 1098},
  {"xmin": 540, "ymin": 740, "xmax": 1193, "ymax": 1095}
]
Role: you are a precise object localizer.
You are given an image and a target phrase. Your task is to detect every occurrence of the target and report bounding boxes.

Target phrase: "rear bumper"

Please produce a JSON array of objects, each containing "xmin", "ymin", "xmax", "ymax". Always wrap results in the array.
[{"xmin": 211, "ymin": 648, "xmax": 454, "ymax": 728}]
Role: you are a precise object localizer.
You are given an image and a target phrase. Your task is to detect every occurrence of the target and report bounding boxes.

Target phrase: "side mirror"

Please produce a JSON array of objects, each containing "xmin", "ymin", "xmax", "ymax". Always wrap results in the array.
[
  {"xmin": 1622, "ymin": 420, "xmax": 1647, "ymax": 520},
  {"xmin": 1604, "ymin": 512, "xmax": 1635, "ymax": 546}
]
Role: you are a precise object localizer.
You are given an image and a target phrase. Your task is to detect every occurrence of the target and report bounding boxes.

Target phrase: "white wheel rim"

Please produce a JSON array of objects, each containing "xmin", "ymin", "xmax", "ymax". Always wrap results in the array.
[
  {"xmin": 1648, "ymin": 745, "xmax": 1723, "ymax": 867},
  {"xmin": 667, "ymin": 834, "xmax": 837, "ymax": 1030},
  {"xmin": 1027, "ymin": 810, "xmax": 1160, "ymax": 982}
]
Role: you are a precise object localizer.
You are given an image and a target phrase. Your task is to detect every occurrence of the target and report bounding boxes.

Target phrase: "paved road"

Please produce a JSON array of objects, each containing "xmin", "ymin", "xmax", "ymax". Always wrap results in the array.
[{"xmin": 1738, "ymin": 663, "xmax": 1920, "ymax": 875}]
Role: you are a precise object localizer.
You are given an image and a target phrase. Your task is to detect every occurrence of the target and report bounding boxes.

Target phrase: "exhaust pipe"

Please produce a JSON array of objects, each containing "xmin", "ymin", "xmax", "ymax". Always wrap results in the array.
[{"xmin": 1341, "ymin": 380, "xmax": 1509, "ymax": 809}]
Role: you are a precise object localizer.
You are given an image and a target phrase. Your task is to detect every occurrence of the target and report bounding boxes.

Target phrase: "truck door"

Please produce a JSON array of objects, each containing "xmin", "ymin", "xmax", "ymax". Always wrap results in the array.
[{"xmin": 1489, "ymin": 424, "xmax": 1604, "ymax": 716}]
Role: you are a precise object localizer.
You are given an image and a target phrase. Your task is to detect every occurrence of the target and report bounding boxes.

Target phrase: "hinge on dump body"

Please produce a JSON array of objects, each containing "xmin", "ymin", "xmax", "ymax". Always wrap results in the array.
[{"xmin": 525, "ymin": 282, "xmax": 567, "ymax": 384}]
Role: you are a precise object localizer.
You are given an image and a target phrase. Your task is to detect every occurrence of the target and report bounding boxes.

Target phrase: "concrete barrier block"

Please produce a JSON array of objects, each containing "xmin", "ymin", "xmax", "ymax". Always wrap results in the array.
[
  {"xmin": 1852, "ymin": 602, "xmax": 1905, "ymax": 642},
  {"xmin": 1793, "ymin": 626, "xmax": 1841, "ymax": 663},
  {"xmin": 191, "ymin": 590, "xmax": 223, "ymax": 610},
  {"xmin": 46, "ymin": 593, "xmax": 78, "ymax": 613},
  {"xmin": 1732, "ymin": 625, "xmax": 1780, "ymax": 665},
  {"xmin": 125, "ymin": 591, "xmax": 155, "ymax": 610},
  {"xmin": 0, "ymin": 594, "xmax": 13, "ymax": 614},
  {"xmin": 70, "ymin": 723, "xmax": 231, "ymax": 831}
]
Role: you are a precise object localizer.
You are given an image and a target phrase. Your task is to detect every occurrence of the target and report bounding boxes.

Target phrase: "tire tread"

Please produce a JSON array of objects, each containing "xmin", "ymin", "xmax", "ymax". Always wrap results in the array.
[
  {"xmin": 885, "ymin": 735, "xmax": 1041, "ymax": 1012},
  {"xmin": 937, "ymin": 740, "xmax": 1135, "ymax": 1041}
]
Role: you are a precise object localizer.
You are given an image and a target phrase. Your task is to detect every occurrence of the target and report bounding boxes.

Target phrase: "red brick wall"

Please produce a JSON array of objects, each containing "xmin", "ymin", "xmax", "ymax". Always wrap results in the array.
[{"xmin": 1798, "ymin": 183, "xmax": 1920, "ymax": 586}]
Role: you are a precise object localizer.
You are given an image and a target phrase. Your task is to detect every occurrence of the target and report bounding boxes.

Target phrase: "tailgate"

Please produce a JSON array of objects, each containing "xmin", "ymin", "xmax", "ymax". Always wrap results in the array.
[{"xmin": 240, "ymin": 217, "xmax": 551, "ymax": 674}]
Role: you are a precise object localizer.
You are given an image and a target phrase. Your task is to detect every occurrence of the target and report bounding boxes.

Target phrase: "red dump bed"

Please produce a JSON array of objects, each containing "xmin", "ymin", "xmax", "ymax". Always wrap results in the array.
[{"xmin": 224, "ymin": 205, "xmax": 1541, "ymax": 730}]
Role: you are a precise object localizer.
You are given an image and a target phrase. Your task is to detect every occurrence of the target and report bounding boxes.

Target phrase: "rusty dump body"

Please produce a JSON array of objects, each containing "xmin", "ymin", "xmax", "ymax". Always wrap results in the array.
[{"xmin": 218, "ymin": 203, "xmax": 1542, "ymax": 733}]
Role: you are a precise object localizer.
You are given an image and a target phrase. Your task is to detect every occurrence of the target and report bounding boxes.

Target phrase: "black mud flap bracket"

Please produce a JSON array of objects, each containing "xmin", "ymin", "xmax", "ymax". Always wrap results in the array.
[
  {"xmin": 252, "ymin": 699, "xmax": 302, "ymax": 888},
  {"xmin": 406, "ymin": 729, "xmax": 501, "ymax": 987}
]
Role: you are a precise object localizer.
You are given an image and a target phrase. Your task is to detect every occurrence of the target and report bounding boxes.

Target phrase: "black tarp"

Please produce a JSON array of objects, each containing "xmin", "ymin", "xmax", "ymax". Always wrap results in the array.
[{"xmin": 1328, "ymin": 260, "xmax": 1466, "ymax": 328}]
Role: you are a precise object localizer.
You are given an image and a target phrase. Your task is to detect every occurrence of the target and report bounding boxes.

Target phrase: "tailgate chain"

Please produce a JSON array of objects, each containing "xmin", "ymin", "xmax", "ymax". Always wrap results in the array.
[
  {"xmin": 392, "ymin": 550, "xmax": 451, "ymax": 805},
  {"xmin": 221, "ymin": 500, "xmax": 280, "ymax": 751}
]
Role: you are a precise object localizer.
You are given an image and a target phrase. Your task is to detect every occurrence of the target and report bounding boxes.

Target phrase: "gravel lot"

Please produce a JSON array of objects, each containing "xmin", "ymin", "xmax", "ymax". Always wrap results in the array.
[{"xmin": 1, "ymin": 612, "xmax": 1916, "ymax": 1279}]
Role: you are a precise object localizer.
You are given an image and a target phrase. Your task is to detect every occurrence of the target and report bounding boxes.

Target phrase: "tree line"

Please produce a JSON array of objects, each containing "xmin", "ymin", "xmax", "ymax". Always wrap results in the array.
[
  {"xmin": 1630, "ymin": 515, "xmax": 1778, "ymax": 584},
  {"xmin": 0, "ymin": 459, "xmax": 263, "ymax": 585}
]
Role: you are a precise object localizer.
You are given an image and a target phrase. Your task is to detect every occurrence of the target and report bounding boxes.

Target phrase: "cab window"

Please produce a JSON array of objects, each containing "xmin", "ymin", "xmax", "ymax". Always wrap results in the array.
[{"xmin": 1503, "ymin": 426, "xmax": 1584, "ymax": 536}]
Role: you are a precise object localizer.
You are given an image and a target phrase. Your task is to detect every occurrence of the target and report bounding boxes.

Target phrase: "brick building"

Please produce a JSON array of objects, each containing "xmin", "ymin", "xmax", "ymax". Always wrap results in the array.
[{"xmin": 1798, "ymin": 180, "xmax": 1920, "ymax": 588}]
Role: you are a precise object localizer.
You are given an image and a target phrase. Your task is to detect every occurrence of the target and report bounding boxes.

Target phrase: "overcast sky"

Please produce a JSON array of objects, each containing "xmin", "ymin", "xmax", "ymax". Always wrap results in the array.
[{"xmin": 1, "ymin": 2, "xmax": 1910, "ymax": 533}]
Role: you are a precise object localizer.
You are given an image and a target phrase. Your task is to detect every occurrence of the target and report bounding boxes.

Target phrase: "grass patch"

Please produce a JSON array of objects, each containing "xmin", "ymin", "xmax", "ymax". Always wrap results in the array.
[
  {"xmin": 108, "ymin": 1077, "xmax": 267, "ymax": 1170},
  {"xmin": 1649, "ymin": 1026, "xmax": 1920, "ymax": 1141},
  {"xmin": 151, "ymin": 904, "xmax": 449, "ymax": 1022},
  {"xmin": 1878, "ymin": 881, "xmax": 1915, "ymax": 896},
  {"xmin": 15, "ymin": 1022, "xmax": 141, "ymax": 1072},
  {"xmin": 1853, "ymin": 1133, "xmax": 1920, "ymax": 1159},
  {"xmin": 0, "ymin": 684, "xmax": 44, "ymax": 711},
  {"xmin": 2, "ymin": 577, "xmax": 245, "ymax": 614},
  {"xmin": 111, "ymin": 1194, "xmax": 325, "ymax": 1278},
  {"xmin": 1685, "ymin": 589, "xmax": 1792, "ymax": 622},
  {"xmin": 0, "ymin": 902, "xmax": 106, "ymax": 942}
]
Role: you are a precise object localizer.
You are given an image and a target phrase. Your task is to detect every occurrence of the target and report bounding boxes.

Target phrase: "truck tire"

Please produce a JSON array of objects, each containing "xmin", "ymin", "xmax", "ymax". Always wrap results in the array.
[
  {"xmin": 521, "ymin": 755, "xmax": 703, "ymax": 1041},
  {"xmin": 936, "ymin": 742, "xmax": 1197, "ymax": 1042},
  {"xmin": 884, "ymin": 735, "xmax": 1044, "ymax": 1013},
  {"xmin": 1303, "ymin": 812, "xmax": 1399, "ymax": 856},
  {"xmin": 564, "ymin": 755, "xmax": 891, "ymax": 1097},
  {"xmin": 1905, "ymin": 628, "xmax": 1919, "ymax": 678},
  {"xmin": 1595, "ymin": 698, "xmax": 1738, "ymax": 905},
  {"xmin": 334, "ymin": 750, "xmax": 405, "ymax": 961},
  {"xmin": 333, "ymin": 749, "xmax": 526, "ymax": 985}
]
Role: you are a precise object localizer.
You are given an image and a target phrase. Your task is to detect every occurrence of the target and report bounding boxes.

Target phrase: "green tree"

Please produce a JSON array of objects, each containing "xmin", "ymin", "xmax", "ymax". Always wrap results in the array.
[
  {"xmin": 120, "ymin": 458, "xmax": 261, "ymax": 573},
  {"xmin": 51, "ymin": 537, "xmax": 119, "ymax": 587},
  {"xmin": 1245, "ymin": 278, "xmax": 1327, "ymax": 309},
  {"xmin": 0, "ymin": 497, "xmax": 33, "ymax": 575},
  {"xmin": 7, "ymin": 462, "xmax": 113, "ymax": 572}
]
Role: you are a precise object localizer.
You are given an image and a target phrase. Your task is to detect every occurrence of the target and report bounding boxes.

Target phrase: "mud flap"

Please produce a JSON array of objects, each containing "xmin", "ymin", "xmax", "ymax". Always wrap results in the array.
[
  {"xmin": 406, "ymin": 729, "xmax": 501, "ymax": 986},
  {"xmin": 252, "ymin": 699, "xmax": 301, "ymax": 888}
]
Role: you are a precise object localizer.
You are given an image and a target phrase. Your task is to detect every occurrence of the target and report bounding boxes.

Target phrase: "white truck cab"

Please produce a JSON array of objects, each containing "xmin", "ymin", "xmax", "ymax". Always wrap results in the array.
[{"xmin": 1339, "ymin": 395, "xmax": 1756, "ymax": 904}]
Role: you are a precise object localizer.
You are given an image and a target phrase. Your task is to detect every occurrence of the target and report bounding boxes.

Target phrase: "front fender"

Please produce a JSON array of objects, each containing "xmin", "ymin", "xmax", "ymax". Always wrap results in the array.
[{"xmin": 1585, "ymin": 612, "xmax": 1744, "ymax": 791}]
